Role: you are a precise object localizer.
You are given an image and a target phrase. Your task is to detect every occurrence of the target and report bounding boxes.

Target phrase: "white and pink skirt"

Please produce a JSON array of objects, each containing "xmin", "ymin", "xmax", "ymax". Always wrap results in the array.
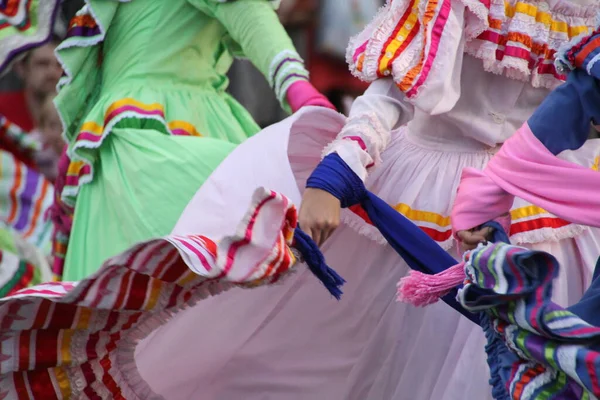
[{"xmin": 1, "ymin": 107, "xmax": 600, "ymax": 399}]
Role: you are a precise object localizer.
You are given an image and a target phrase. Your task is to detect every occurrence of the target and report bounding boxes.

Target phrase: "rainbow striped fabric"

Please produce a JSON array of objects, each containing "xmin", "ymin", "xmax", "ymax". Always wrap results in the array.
[
  {"xmin": 459, "ymin": 242, "xmax": 600, "ymax": 400},
  {"xmin": 347, "ymin": 0, "xmax": 596, "ymax": 97},
  {"xmin": 0, "ymin": 188, "xmax": 301, "ymax": 398},
  {"xmin": 0, "ymin": 151, "xmax": 54, "ymax": 252}
]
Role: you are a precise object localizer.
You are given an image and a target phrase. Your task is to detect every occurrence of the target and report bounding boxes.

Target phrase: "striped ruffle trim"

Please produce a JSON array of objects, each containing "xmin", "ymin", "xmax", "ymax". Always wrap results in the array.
[
  {"xmin": 0, "ymin": 0, "xmax": 61, "ymax": 73},
  {"xmin": 55, "ymin": 2, "xmax": 119, "ymax": 90},
  {"xmin": 52, "ymin": 97, "xmax": 205, "ymax": 279},
  {"xmin": 347, "ymin": 0, "xmax": 455, "ymax": 97},
  {"xmin": 341, "ymin": 150, "xmax": 600, "ymax": 248},
  {"xmin": 460, "ymin": 242, "xmax": 600, "ymax": 399},
  {"xmin": 343, "ymin": 199, "xmax": 590, "ymax": 250},
  {"xmin": 0, "ymin": 188, "xmax": 300, "ymax": 399},
  {"xmin": 60, "ymin": 97, "xmax": 202, "ymax": 210},
  {"xmin": 0, "ymin": 151, "xmax": 54, "ymax": 248},
  {"xmin": 347, "ymin": 0, "xmax": 597, "ymax": 93},
  {"xmin": 464, "ymin": 0, "xmax": 596, "ymax": 90}
]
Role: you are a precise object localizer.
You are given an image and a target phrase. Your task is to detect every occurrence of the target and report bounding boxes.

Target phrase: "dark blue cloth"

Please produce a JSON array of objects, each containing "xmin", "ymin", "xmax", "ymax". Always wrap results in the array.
[
  {"xmin": 307, "ymin": 153, "xmax": 480, "ymax": 324},
  {"xmin": 528, "ymin": 70, "xmax": 600, "ymax": 155},
  {"xmin": 306, "ymin": 153, "xmax": 600, "ymax": 399},
  {"xmin": 567, "ymin": 256, "xmax": 600, "ymax": 326},
  {"xmin": 293, "ymin": 228, "xmax": 345, "ymax": 300}
]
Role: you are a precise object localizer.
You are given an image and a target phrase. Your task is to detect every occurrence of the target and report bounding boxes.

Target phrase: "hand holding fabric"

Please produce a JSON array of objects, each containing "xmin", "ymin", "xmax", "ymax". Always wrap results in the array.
[
  {"xmin": 456, "ymin": 226, "xmax": 494, "ymax": 252},
  {"xmin": 286, "ymin": 81, "xmax": 336, "ymax": 113},
  {"xmin": 298, "ymin": 187, "xmax": 341, "ymax": 247}
]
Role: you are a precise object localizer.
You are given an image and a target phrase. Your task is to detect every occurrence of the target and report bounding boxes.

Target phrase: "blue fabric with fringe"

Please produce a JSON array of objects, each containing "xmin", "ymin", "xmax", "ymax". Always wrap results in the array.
[
  {"xmin": 306, "ymin": 152, "xmax": 480, "ymax": 324},
  {"xmin": 293, "ymin": 227, "xmax": 346, "ymax": 300},
  {"xmin": 305, "ymin": 152, "xmax": 600, "ymax": 398}
]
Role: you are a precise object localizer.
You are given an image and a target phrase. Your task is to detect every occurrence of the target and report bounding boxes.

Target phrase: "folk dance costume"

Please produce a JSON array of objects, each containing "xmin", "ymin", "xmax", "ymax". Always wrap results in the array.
[
  {"xmin": 2, "ymin": 0, "xmax": 600, "ymax": 399},
  {"xmin": 0, "ymin": 3, "xmax": 56, "ymax": 296},
  {"xmin": 45, "ymin": 0, "xmax": 332, "ymax": 281},
  {"xmin": 416, "ymin": 20, "xmax": 600, "ymax": 400},
  {"xmin": 138, "ymin": 1, "xmax": 600, "ymax": 398},
  {"xmin": 0, "ymin": 150, "xmax": 53, "ymax": 297}
]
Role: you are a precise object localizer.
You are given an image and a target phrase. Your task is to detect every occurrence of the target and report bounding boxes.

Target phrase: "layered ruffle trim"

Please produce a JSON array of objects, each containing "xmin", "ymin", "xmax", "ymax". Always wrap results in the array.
[
  {"xmin": 459, "ymin": 242, "xmax": 600, "ymax": 399},
  {"xmin": 0, "ymin": 188, "xmax": 301, "ymax": 399},
  {"xmin": 0, "ymin": 0, "xmax": 62, "ymax": 73},
  {"xmin": 347, "ymin": 0, "xmax": 598, "ymax": 95}
]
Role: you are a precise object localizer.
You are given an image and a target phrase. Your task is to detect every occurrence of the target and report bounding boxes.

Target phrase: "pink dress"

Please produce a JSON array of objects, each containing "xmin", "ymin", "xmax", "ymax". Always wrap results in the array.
[
  {"xmin": 135, "ymin": 0, "xmax": 600, "ymax": 399},
  {"xmin": 1, "ymin": 0, "xmax": 600, "ymax": 398}
]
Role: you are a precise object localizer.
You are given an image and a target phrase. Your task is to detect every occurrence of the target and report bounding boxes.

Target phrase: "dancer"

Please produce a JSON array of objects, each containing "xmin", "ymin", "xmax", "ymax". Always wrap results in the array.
[
  {"xmin": 445, "ymin": 30, "xmax": 600, "ymax": 398},
  {"xmin": 397, "ymin": 31, "xmax": 600, "ymax": 397},
  {"xmin": 134, "ymin": 1, "xmax": 600, "ymax": 399},
  {"xmin": 45, "ymin": 0, "xmax": 333, "ymax": 281},
  {"xmin": 0, "ymin": 2, "xmax": 61, "ymax": 297},
  {"xmin": 1, "ymin": 0, "xmax": 600, "ymax": 399}
]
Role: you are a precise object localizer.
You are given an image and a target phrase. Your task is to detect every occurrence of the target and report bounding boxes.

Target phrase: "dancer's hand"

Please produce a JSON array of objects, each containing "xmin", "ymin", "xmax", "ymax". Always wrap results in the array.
[
  {"xmin": 456, "ymin": 226, "xmax": 494, "ymax": 252},
  {"xmin": 299, "ymin": 188, "xmax": 341, "ymax": 247}
]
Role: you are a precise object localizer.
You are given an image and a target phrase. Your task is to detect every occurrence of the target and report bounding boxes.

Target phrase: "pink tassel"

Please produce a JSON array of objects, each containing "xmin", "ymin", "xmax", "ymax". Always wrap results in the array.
[{"xmin": 396, "ymin": 262, "xmax": 466, "ymax": 307}]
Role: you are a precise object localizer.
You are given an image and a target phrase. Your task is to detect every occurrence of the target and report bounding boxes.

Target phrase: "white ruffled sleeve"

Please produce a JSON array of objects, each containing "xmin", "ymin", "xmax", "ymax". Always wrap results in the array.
[{"xmin": 323, "ymin": 78, "xmax": 414, "ymax": 181}]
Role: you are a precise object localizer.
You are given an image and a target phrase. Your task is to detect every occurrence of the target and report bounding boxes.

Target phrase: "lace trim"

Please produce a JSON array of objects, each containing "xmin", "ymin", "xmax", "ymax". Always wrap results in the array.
[
  {"xmin": 346, "ymin": 2, "xmax": 399, "ymax": 82},
  {"xmin": 337, "ymin": 112, "xmax": 390, "ymax": 167},
  {"xmin": 321, "ymin": 139, "xmax": 372, "ymax": 182},
  {"xmin": 347, "ymin": 0, "xmax": 599, "ymax": 92},
  {"xmin": 464, "ymin": 0, "xmax": 598, "ymax": 89}
]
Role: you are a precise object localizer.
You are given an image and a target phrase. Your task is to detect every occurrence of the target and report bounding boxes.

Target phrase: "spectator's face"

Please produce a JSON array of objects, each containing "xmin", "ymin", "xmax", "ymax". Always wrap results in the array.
[{"xmin": 20, "ymin": 44, "xmax": 62, "ymax": 98}]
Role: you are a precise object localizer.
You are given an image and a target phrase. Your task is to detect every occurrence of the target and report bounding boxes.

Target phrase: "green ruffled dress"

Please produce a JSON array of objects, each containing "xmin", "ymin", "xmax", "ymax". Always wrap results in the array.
[{"xmin": 54, "ymin": 0, "xmax": 310, "ymax": 280}]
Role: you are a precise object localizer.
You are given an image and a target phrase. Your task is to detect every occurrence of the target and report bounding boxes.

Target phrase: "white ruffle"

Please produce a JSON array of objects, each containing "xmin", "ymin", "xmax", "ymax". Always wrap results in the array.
[{"xmin": 347, "ymin": 0, "xmax": 599, "ymax": 96}]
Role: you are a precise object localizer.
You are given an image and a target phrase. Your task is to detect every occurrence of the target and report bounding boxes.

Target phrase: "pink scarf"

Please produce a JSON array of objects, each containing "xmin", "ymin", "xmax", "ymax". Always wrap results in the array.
[{"xmin": 451, "ymin": 123, "xmax": 600, "ymax": 236}]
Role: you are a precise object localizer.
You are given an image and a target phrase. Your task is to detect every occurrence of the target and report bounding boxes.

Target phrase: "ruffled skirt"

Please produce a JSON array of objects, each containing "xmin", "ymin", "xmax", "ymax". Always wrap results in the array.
[
  {"xmin": 140, "ymin": 108, "xmax": 600, "ymax": 399},
  {"xmin": 1, "ymin": 108, "xmax": 600, "ymax": 399}
]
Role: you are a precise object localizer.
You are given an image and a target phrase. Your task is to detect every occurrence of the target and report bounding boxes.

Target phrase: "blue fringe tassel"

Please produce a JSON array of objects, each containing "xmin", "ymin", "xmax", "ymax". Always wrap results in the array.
[{"xmin": 293, "ymin": 227, "xmax": 346, "ymax": 300}]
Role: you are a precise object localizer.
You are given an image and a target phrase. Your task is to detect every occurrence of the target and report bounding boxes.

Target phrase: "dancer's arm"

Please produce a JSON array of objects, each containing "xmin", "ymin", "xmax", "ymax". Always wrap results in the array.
[
  {"xmin": 190, "ymin": 0, "xmax": 332, "ymax": 112},
  {"xmin": 321, "ymin": 78, "xmax": 414, "ymax": 181},
  {"xmin": 300, "ymin": 79, "xmax": 413, "ymax": 245}
]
